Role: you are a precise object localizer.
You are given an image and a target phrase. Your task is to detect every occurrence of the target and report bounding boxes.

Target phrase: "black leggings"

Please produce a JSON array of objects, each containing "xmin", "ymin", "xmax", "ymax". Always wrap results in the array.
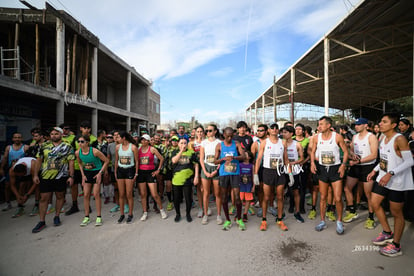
[{"xmin": 173, "ymin": 185, "xmax": 193, "ymax": 216}]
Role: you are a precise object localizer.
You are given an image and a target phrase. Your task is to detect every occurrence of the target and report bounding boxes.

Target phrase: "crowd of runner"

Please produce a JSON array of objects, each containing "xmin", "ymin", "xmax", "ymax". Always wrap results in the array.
[{"xmin": 1, "ymin": 114, "xmax": 413, "ymax": 257}]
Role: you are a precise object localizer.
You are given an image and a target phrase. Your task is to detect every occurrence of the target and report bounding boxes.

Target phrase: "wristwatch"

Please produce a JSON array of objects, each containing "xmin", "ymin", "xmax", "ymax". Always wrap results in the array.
[{"xmin": 389, "ymin": 171, "xmax": 395, "ymax": 176}]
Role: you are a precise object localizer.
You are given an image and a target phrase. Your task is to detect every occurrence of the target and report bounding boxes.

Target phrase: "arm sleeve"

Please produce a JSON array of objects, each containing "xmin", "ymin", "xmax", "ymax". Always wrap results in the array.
[{"xmin": 392, "ymin": 150, "xmax": 414, "ymax": 175}]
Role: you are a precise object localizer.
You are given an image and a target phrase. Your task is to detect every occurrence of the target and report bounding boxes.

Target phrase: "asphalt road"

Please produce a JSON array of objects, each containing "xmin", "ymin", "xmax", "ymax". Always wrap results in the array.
[{"xmin": 0, "ymin": 193, "xmax": 412, "ymax": 276}]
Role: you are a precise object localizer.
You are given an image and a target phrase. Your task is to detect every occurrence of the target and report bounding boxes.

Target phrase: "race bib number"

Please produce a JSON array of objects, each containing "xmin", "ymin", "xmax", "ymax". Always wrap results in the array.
[
  {"xmin": 47, "ymin": 159, "xmax": 60, "ymax": 170},
  {"xmin": 241, "ymin": 175, "xmax": 251, "ymax": 184},
  {"xmin": 206, "ymin": 155, "xmax": 215, "ymax": 163},
  {"xmin": 120, "ymin": 156, "xmax": 131, "ymax": 166},
  {"xmin": 179, "ymin": 156, "xmax": 190, "ymax": 165},
  {"xmin": 224, "ymin": 162, "xmax": 237, "ymax": 173},
  {"xmin": 270, "ymin": 158, "xmax": 280, "ymax": 169},
  {"xmin": 321, "ymin": 151, "xmax": 335, "ymax": 165},
  {"xmin": 140, "ymin": 156, "xmax": 149, "ymax": 165},
  {"xmin": 379, "ymin": 157, "xmax": 388, "ymax": 172},
  {"xmin": 84, "ymin": 163, "xmax": 96, "ymax": 170}
]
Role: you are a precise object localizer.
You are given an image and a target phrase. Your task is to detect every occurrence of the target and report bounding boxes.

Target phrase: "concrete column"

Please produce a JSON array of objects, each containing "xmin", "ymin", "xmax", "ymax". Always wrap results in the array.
[
  {"xmin": 126, "ymin": 117, "xmax": 131, "ymax": 132},
  {"xmin": 56, "ymin": 99, "xmax": 64, "ymax": 125},
  {"xmin": 91, "ymin": 47, "xmax": 98, "ymax": 101},
  {"xmin": 249, "ymin": 107, "xmax": 252, "ymax": 127},
  {"xmin": 324, "ymin": 37, "xmax": 330, "ymax": 116},
  {"xmin": 290, "ymin": 68, "xmax": 295, "ymax": 123},
  {"xmin": 126, "ymin": 71, "xmax": 131, "ymax": 112},
  {"xmin": 262, "ymin": 95, "xmax": 265, "ymax": 123},
  {"xmin": 92, "ymin": 109, "xmax": 97, "ymax": 136},
  {"xmin": 56, "ymin": 18, "xmax": 65, "ymax": 92}
]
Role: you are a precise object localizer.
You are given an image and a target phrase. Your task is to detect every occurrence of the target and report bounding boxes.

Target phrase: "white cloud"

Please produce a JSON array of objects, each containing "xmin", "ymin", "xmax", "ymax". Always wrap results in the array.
[{"xmin": 209, "ymin": 67, "xmax": 234, "ymax": 78}]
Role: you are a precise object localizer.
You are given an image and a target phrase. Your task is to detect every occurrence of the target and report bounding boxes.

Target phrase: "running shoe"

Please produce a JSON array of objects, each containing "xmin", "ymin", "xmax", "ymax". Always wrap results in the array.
[
  {"xmin": 315, "ymin": 220, "xmax": 327, "ymax": 232},
  {"xmin": 104, "ymin": 197, "xmax": 110, "ymax": 204},
  {"xmin": 229, "ymin": 205, "xmax": 235, "ymax": 215},
  {"xmin": 126, "ymin": 215, "xmax": 134, "ymax": 224},
  {"xmin": 54, "ymin": 216, "xmax": 61, "ymax": 226},
  {"xmin": 372, "ymin": 231, "xmax": 394, "ymax": 245},
  {"xmin": 364, "ymin": 218, "xmax": 376, "ymax": 230},
  {"xmin": 343, "ymin": 211, "xmax": 359, "ymax": 223},
  {"xmin": 268, "ymin": 207, "xmax": 277, "ymax": 217},
  {"xmin": 243, "ymin": 214, "xmax": 248, "ymax": 222},
  {"xmin": 254, "ymin": 201, "xmax": 260, "ymax": 208},
  {"xmin": 160, "ymin": 209, "xmax": 168, "ymax": 219},
  {"xmin": 326, "ymin": 211, "xmax": 336, "ymax": 222},
  {"xmin": 336, "ymin": 221, "xmax": 344, "ymax": 235},
  {"xmin": 78, "ymin": 191, "xmax": 84, "ymax": 197},
  {"xmin": 46, "ymin": 205, "xmax": 55, "ymax": 215},
  {"xmin": 260, "ymin": 220, "xmax": 267, "ymax": 231},
  {"xmin": 237, "ymin": 219, "xmax": 246, "ymax": 231},
  {"xmin": 277, "ymin": 220, "xmax": 288, "ymax": 231},
  {"xmin": 2, "ymin": 202, "xmax": 12, "ymax": 211},
  {"xmin": 257, "ymin": 208, "xmax": 263, "ymax": 217},
  {"xmin": 80, "ymin": 217, "xmax": 91, "ymax": 226},
  {"xmin": 110, "ymin": 205, "xmax": 120, "ymax": 213},
  {"xmin": 248, "ymin": 206, "xmax": 255, "ymax": 215},
  {"xmin": 65, "ymin": 205, "xmax": 79, "ymax": 216},
  {"xmin": 32, "ymin": 221, "xmax": 46, "ymax": 233},
  {"xmin": 306, "ymin": 198, "xmax": 313, "ymax": 206},
  {"xmin": 11, "ymin": 207, "xmax": 24, "ymax": 218},
  {"xmin": 216, "ymin": 215, "xmax": 223, "ymax": 225},
  {"xmin": 124, "ymin": 205, "xmax": 129, "ymax": 214},
  {"xmin": 30, "ymin": 206, "xmax": 39, "ymax": 216},
  {"xmin": 140, "ymin": 212, "xmax": 148, "ymax": 221},
  {"xmin": 186, "ymin": 214, "xmax": 192, "ymax": 222},
  {"xmin": 294, "ymin": 212, "xmax": 305, "ymax": 223},
  {"xmin": 207, "ymin": 208, "xmax": 212, "ymax": 216},
  {"xmin": 197, "ymin": 208, "xmax": 203, "ymax": 218},
  {"xmin": 174, "ymin": 214, "xmax": 181, "ymax": 222},
  {"xmin": 202, "ymin": 215, "xmax": 208, "ymax": 225},
  {"xmin": 380, "ymin": 243, "xmax": 402, "ymax": 257},
  {"xmin": 95, "ymin": 217, "xmax": 103, "ymax": 226},
  {"xmin": 308, "ymin": 209, "xmax": 317, "ymax": 220},
  {"xmin": 167, "ymin": 202, "xmax": 174, "ymax": 211},
  {"xmin": 117, "ymin": 215, "xmax": 125, "ymax": 224},
  {"xmin": 222, "ymin": 220, "xmax": 232, "ymax": 230}
]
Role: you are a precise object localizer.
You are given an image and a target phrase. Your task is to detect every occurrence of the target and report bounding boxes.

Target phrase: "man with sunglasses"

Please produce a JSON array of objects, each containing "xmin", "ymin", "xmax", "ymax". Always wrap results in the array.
[
  {"xmin": 254, "ymin": 123, "xmax": 288, "ymax": 231},
  {"xmin": 32, "ymin": 127, "xmax": 75, "ymax": 233},
  {"xmin": 251, "ymin": 124, "xmax": 268, "ymax": 217}
]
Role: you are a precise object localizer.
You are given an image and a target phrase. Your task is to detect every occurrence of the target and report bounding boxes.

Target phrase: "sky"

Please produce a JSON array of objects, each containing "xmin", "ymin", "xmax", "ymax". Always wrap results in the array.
[{"xmin": 3, "ymin": 0, "xmax": 361, "ymax": 126}]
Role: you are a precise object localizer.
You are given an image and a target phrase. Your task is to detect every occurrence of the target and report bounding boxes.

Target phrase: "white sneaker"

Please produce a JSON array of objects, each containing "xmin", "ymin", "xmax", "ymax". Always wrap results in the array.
[
  {"xmin": 140, "ymin": 212, "xmax": 148, "ymax": 221},
  {"xmin": 216, "ymin": 215, "xmax": 223, "ymax": 225},
  {"xmin": 207, "ymin": 208, "xmax": 212, "ymax": 216},
  {"xmin": 197, "ymin": 208, "xmax": 203, "ymax": 218},
  {"xmin": 160, "ymin": 209, "xmax": 168, "ymax": 219},
  {"xmin": 202, "ymin": 215, "xmax": 208, "ymax": 225}
]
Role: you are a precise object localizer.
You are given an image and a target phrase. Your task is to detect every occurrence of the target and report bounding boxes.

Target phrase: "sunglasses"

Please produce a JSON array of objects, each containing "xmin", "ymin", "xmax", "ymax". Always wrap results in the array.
[
  {"xmin": 106, "ymin": 136, "xmax": 113, "ymax": 139},
  {"xmin": 257, "ymin": 129, "xmax": 265, "ymax": 132},
  {"xmin": 78, "ymin": 140, "xmax": 86, "ymax": 144},
  {"xmin": 207, "ymin": 129, "xmax": 214, "ymax": 132},
  {"xmin": 270, "ymin": 125, "xmax": 278, "ymax": 129}
]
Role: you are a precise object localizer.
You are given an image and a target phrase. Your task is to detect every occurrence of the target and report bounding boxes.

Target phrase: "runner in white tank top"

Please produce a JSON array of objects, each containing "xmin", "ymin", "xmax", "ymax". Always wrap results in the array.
[
  {"xmin": 310, "ymin": 116, "xmax": 348, "ymax": 235},
  {"xmin": 344, "ymin": 118, "xmax": 378, "ymax": 228},
  {"xmin": 367, "ymin": 113, "xmax": 414, "ymax": 257}
]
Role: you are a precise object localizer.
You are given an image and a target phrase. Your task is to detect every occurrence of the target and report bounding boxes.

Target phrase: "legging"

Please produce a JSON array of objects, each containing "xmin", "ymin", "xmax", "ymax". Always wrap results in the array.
[{"xmin": 172, "ymin": 185, "xmax": 193, "ymax": 216}]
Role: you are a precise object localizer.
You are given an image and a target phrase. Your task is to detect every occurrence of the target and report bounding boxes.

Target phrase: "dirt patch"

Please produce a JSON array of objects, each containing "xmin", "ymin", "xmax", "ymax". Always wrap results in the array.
[{"xmin": 280, "ymin": 237, "xmax": 312, "ymax": 263}]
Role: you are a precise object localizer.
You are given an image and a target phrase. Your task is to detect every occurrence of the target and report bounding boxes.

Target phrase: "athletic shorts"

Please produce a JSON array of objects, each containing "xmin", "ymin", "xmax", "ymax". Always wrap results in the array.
[
  {"xmin": 219, "ymin": 175, "xmax": 240, "ymax": 189},
  {"xmin": 74, "ymin": 170, "xmax": 82, "ymax": 184},
  {"xmin": 372, "ymin": 182, "xmax": 406, "ymax": 203},
  {"xmin": 240, "ymin": 192, "xmax": 253, "ymax": 201},
  {"xmin": 286, "ymin": 174, "xmax": 300, "ymax": 190},
  {"xmin": 83, "ymin": 170, "xmax": 100, "ymax": 184},
  {"xmin": 39, "ymin": 177, "xmax": 67, "ymax": 193},
  {"xmin": 258, "ymin": 165, "xmax": 264, "ymax": 183},
  {"xmin": 347, "ymin": 164, "xmax": 376, "ymax": 182},
  {"xmin": 137, "ymin": 170, "xmax": 156, "ymax": 183},
  {"xmin": 117, "ymin": 167, "xmax": 135, "ymax": 180},
  {"xmin": 262, "ymin": 167, "xmax": 285, "ymax": 186},
  {"xmin": 317, "ymin": 164, "xmax": 342, "ymax": 183},
  {"xmin": 201, "ymin": 163, "xmax": 219, "ymax": 180},
  {"xmin": 164, "ymin": 170, "xmax": 173, "ymax": 181}
]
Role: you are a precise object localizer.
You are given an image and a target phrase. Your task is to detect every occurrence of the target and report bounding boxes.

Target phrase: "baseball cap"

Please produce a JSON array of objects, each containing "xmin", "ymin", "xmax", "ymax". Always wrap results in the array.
[
  {"xmin": 52, "ymin": 127, "xmax": 63, "ymax": 134},
  {"xmin": 355, "ymin": 118, "xmax": 368, "ymax": 125},
  {"xmin": 132, "ymin": 132, "xmax": 139, "ymax": 138},
  {"xmin": 140, "ymin": 134, "xmax": 151, "ymax": 141},
  {"xmin": 170, "ymin": 135, "xmax": 179, "ymax": 141}
]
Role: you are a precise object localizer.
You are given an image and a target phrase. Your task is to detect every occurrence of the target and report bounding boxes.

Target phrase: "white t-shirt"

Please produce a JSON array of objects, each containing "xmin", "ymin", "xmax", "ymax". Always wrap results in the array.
[
  {"xmin": 13, "ymin": 157, "xmax": 36, "ymax": 176},
  {"xmin": 201, "ymin": 138, "xmax": 220, "ymax": 166}
]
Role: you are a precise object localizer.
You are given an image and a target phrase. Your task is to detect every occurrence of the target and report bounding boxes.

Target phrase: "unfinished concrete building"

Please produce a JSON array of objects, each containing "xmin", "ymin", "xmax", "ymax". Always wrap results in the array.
[{"xmin": 0, "ymin": 3, "xmax": 160, "ymax": 144}]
